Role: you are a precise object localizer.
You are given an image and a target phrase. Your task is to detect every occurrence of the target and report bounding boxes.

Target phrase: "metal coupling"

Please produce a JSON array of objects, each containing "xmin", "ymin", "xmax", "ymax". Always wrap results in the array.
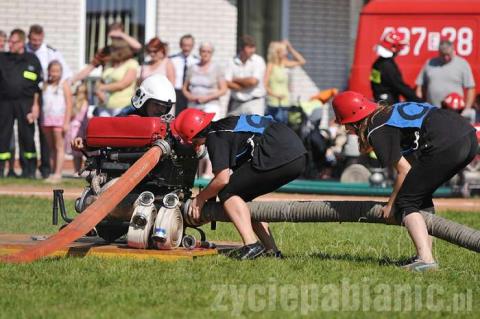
[{"xmin": 152, "ymin": 139, "xmax": 171, "ymax": 157}]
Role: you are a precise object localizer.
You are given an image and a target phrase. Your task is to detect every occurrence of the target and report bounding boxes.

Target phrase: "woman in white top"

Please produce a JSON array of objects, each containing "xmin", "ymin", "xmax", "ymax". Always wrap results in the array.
[
  {"xmin": 140, "ymin": 37, "xmax": 175, "ymax": 85},
  {"xmin": 182, "ymin": 42, "xmax": 227, "ymax": 119},
  {"xmin": 182, "ymin": 42, "xmax": 227, "ymax": 178}
]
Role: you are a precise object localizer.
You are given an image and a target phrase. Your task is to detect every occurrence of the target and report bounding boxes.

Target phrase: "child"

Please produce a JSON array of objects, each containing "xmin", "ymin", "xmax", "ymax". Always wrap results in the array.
[
  {"xmin": 65, "ymin": 83, "xmax": 89, "ymax": 174},
  {"xmin": 332, "ymin": 91, "xmax": 477, "ymax": 271},
  {"xmin": 172, "ymin": 109, "xmax": 307, "ymax": 259},
  {"xmin": 41, "ymin": 60, "xmax": 73, "ymax": 183}
]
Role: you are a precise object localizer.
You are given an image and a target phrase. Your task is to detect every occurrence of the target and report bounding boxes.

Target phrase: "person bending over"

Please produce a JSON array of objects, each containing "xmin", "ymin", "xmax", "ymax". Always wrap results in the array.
[
  {"xmin": 332, "ymin": 91, "xmax": 477, "ymax": 272},
  {"xmin": 171, "ymin": 109, "xmax": 307, "ymax": 259}
]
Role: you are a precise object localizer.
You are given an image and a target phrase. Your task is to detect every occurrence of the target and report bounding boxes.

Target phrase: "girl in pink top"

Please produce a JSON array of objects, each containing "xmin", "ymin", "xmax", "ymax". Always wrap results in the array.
[
  {"xmin": 140, "ymin": 37, "xmax": 175, "ymax": 85},
  {"xmin": 41, "ymin": 60, "xmax": 73, "ymax": 183}
]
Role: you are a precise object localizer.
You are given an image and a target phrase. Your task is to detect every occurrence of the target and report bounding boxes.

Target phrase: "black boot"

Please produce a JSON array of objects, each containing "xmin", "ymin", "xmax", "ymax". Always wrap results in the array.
[
  {"xmin": 0, "ymin": 161, "xmax": 4, "ymax": 178},
  {"xmin": 21, "ymin": 159, "xmax": 37, "ymax": 179}
]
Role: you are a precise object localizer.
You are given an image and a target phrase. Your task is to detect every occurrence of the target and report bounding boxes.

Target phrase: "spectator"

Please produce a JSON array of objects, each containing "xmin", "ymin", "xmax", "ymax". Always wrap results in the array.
[
  {"xmin": 27, "ymin": 24, "xmax": 73, "ymax": 178},
  {"xmin": 108, "ymin": 22, "xmax": 142, "ymax": 53},
  {"xmin": 26, "ymin": 24, "xmax": 72, "ymax": 81},
  {"xmin": 225, "ymin": 35, "xmax": 266, "ymax": 116},
  {"xmin": 41, "ymin": 61, "xmax": 73, "ymax": 183},
  {"xmin": 182, "ymin": 41, "xmax": 227, "ymax": 178},
  {"xmin": 264, "ymin": 40, "xmax": 306, "ymax": 123},
  {"xmin": 0, "ymin": 29, "xmax": 42, "ymax": 178},
  {"xmin": 0, "ymin": 30, "xmax": 17, "ymax": 177},
  {"xmin": 0, "ymin": 30, "xmax": 6, "ymax": 51},
  {"xmin": 65, "ymin": 83, "xmax": 89, "ymax": 174},
  {"xmin": 140, "ymin": 37, "xmax": 175, "ymax": 85},
  {"xmin": 71, "ymin": 46, "xmax": 111, "ymax": 84},
  {"xmin": 415, "ymin": 38, "xmax": 475, "ymax": 113},
  {"xmin": 95, "ymin": 39, "xmax": 139, "ymax": 116},
  {"xmin": 170, "ymin": 34, "xmax": 199, "ymax": 115},
  {"xmin": 182, "ymin": 42, "xmax": 227, "ymax": 119},
  {"xmin": 71, "ymin": 22, "xmax": 141, "ymax": 84},
  {"xmin": 371, "ymin": 30, "xmax": 422, "ymax": 104}
]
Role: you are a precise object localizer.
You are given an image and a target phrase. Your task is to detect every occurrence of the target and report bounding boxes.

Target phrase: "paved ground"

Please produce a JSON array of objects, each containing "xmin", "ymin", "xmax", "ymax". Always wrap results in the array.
[{"xmin": 0, "ymin": 184, "xmax": 478, "ymax": 212}]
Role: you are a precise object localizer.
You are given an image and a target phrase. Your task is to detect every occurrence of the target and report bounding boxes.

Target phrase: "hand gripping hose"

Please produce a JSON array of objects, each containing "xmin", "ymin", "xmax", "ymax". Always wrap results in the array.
[
  {"xmin": 190, "ymin": 201, "xmax": 480, "ymax": 253},
  {"xmin": 1, "ymin": 145, "xmax": 163, "ymax": 263}
]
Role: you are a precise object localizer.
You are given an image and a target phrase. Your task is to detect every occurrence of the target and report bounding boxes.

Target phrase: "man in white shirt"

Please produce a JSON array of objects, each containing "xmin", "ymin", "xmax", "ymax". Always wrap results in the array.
[
  {"xmin": 170, "ymin": 34, "xmax": 199, "ymax": 115},
  {"xmin": 26, "ymin": 24, "xmax": 72, "ymax": 81},
  {"xmin": 225, "ymin": 35, "xmax": 266, "ymax": 115},
  {"xmin": 26, "ymin": 24, "xmax": 73, "ymax": 178}
]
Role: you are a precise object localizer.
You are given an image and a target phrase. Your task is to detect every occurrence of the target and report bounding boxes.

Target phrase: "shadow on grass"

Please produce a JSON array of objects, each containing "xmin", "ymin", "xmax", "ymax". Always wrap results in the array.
[{"xmin": 287, "ymin": 251, "xmax": 414, "ymax": 267}]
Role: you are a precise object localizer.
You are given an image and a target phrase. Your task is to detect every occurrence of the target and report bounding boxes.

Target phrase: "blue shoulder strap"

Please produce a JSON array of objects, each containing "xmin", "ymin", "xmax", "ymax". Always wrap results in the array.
[
  {"xmin": 385, "ymin": 102, "xmax": 435, "ymax": 129},
  {"xmin": 233, "ymin": 115, "xmax": 275, "ymax": 134}
]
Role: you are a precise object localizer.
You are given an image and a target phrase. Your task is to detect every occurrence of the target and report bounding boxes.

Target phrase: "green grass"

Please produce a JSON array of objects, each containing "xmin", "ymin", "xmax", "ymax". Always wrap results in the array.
[
  {"xmin": 0, "ymin": 177, "xmax": 87, "ymax": 188},
  {"xmin": 0, "ymin": 195, "xmax": 479, "ymax": 319}
]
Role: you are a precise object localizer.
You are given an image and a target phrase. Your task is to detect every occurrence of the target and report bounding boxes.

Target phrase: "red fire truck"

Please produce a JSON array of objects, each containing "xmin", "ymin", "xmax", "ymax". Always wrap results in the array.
[{"xmin": 349, "ymin": 0, "xmax": 480, "ymax": 99}]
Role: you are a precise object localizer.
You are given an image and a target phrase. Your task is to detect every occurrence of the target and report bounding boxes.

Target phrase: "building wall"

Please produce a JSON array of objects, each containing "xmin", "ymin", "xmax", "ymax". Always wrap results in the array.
[
  {"xmin": 156, "ymin": 0, "xmax": 238, "ymax": 68},
  {"xmin": 289, "ymin": 0, "xmax": 353, "ymax": 100},
  {"xmin": 0, "ymin": 0, "xmax": 83, "ymax": 73},
  {"xmin": 0, "ymin": 0, "xmax": 361, "ymax": 103}
]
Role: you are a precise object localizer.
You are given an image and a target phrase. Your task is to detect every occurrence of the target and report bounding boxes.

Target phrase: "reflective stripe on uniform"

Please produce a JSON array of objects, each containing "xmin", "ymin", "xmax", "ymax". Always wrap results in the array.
[
  {"xmin": 23, "ymin": 152, "xmax": 37, "ymax": 159},
  {"xmin": 0, "ymin": 152, "xmax": 11, "ymax": 160},
  {"xmin": 370, "ymin": 69, "xmax": 381, "ymax": 84},
  {"xmin": 23, "ymin": 70, "xmax": 38, "ymax": 81}
]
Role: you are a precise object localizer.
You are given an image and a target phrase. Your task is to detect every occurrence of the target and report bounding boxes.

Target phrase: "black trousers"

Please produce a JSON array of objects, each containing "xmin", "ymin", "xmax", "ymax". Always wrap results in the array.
[
  {"xmin": 395, "ymin": 131, "xmax": 478, "ymax": 221},
  {"xmin": 218, "ymin": 155, "xmax": 306, "ymax": 203},
  {"xmin": 0, "ymin": 99, "xmax": 37, "ymax": 176},
  {"xmin": 174, "ymin": 89, "xmax": 188, "ymax": 116},
  {"xmin": 38, "ymin": 118, "xmax": 51, "ymax": 176}
]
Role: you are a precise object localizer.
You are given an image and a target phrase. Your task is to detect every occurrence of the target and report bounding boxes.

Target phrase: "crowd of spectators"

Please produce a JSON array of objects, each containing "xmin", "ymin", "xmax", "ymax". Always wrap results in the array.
[{"xmin": 0, "ymin": 24, "xmax": 478, "ymax": 183}]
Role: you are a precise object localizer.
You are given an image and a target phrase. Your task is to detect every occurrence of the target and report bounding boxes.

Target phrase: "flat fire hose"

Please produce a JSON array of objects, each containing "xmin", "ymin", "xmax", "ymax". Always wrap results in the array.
[{"xmin": 0, "ymin": 146, "xmax": 163, "ymax": 264}]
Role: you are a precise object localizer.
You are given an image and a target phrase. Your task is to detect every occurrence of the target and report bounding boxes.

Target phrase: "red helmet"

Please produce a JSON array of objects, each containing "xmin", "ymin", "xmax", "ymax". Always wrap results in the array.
[
  {"xmin": 442, "ymin": 92, "xmax": 465, "ymax": 111},
  {"xmin": 332, "ymin": 91, "xmax": 377, "ymax": 124},
  {"xmin": 380, "ymin": 30, "xmax": 408, "ymax": 54},
  {"xmin": 171, "ymin": 108, "xmax": 215, "ymax": 144}
]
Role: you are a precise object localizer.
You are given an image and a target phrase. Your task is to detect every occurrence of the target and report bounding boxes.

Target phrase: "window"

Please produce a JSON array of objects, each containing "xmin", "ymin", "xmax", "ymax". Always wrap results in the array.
[
  {"xmin": 85, "ymin": 0, "xmax": 146, "ymax": 63},
  {"xmin": 237, "ymin": 0, "xmax": 283, "ymax": 58}
]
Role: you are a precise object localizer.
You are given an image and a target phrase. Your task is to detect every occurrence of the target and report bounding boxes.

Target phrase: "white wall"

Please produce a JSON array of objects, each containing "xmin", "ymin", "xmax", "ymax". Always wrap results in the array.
[
  {"xmin": 156, "ymin": 0, "xmax": 238, "ymax": 68},
  {"xmin": 0, "ymin": 0, "xmax": 83, "ymax": 73}
]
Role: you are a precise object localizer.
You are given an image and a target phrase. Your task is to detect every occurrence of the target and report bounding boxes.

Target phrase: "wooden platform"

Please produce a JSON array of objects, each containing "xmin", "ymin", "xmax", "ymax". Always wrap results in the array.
[{"xmin": 0, "ymin": 233, "xmax": 240, "ymax": 262}]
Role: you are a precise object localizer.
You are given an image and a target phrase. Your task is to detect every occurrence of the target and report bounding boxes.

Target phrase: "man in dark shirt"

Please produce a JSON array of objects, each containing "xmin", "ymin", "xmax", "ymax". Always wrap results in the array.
[
  {"xmin": 0, "ymin": 29, "xmax": 42, "ymax": 178},
  {"xmin": 370, "ymin": 30, "xmax": 422, "ymax": 104}
]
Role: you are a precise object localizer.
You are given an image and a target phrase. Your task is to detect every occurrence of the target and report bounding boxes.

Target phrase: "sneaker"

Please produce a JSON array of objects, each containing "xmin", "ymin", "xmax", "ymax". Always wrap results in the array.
[
  {"xmin": 262, "ymin": 250, "xmax": 284, "ymax": 259},
  {"xmin": 397, "ymin": 255, "xmax": 419, "ymax": 266},
  {"xmin": 402, "ymin": 259, "xmax": 439, "ymax": 272},
  {"xmin": 229, "ymin": 242, "xmax": 265, "ymax": 260}
]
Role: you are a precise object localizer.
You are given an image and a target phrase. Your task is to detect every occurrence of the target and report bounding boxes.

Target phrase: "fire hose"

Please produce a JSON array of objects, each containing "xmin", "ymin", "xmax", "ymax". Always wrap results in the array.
[
  {"xmin": 0, "ymin": 144, "xmax": 164, "ymax": 264},
  {"xmin": 184, "ymin": 200, "xmax": 480, "ymax": 253}
]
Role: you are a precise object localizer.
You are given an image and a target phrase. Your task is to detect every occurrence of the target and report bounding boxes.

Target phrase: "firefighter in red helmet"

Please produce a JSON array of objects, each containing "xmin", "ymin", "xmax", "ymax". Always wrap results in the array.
[
  {"xmin": 172, "ymin": 108, "xmax": 307, "ymax": 260},
  {"xmin": 332, "ymin": 91, "xmax": 477, "ymax": 271},
  {"xmin": 370, "ymin": 30, "xmax": 422, "ymax": 105}
]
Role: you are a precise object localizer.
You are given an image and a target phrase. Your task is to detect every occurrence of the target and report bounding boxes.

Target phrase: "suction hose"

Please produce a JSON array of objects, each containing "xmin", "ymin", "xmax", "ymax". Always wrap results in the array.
[
  {"xmin": 186, "ymin": 200, "xmax": 480, "ymax": 253},
  {"xmin": 1, "ymin": 144, "xmax": 164, "ymax": 263}
]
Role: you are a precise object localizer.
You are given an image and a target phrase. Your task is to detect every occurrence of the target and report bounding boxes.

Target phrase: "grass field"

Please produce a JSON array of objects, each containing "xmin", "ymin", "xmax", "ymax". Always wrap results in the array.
[{"xmin": 0, "ymin": 194, "xmax": 479, "ymax": 319}]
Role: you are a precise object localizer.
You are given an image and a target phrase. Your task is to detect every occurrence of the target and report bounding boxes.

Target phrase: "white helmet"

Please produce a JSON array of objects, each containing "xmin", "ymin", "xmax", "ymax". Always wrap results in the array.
[{"xmin": 131, "ymin": 74, "xmax": 176, "ymax": 110}]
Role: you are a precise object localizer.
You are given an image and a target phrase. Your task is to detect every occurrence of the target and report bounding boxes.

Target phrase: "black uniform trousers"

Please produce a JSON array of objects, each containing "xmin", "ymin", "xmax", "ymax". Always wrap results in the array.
[{"xmin": 0, "ymin": 98, "xmax": 37, "ymax": 177}]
